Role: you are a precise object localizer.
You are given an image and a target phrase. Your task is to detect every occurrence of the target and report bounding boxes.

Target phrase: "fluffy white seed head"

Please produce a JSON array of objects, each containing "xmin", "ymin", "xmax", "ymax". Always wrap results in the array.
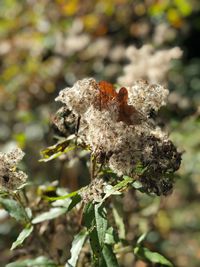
[
  {"xmin": 55, "ymin": 77, "xmax": 181, "ymax": 188},
  {"xmin": 0, "ymin": 147, "xmax": 27, "ymax": 190},
  {"xmin": 127, "ymin": 80, "xmax": 169, "ymax": 114},
  {"xmin": 55, "ymin": 78, "xmax": 99, "ymax": 116},
  {"xmin": 118, "ymin": 45, "xmax": 182, "ymax": 85}
]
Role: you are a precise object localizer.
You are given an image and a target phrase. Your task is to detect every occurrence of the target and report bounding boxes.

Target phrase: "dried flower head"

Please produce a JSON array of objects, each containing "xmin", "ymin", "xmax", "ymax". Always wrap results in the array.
[
  {"xmin": 118, "ymin": 45, "xmax": 182, "ymax": 85},
  {"xmin": 54, "ymin": 19, "xmax": 90, "ymax": 57},
  {"xmin": 79, "ymin": 178, "xmax": 105, "ymax": 203},
  {"xmin": 52, "ymin": 106, "xmax": 76, "ymax": 136},
  {"xmin": 55, "ymin": 78, "xmax": 99, "ymax": 116},
  {"xmin": 55, "ymin": 78, "xmax": 181, "ymax": 196},
  {"xmin": 127, "ymin": 80, "xmax": 169, "ymax": 115},
  {"xmin": 0, "ymin": 147, "xmax": 27, "ymax": 191}
]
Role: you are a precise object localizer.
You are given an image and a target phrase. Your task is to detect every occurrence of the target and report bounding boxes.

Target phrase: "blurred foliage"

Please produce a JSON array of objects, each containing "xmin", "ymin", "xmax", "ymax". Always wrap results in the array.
[{"xmin": 0, "ymin": 0, "xmax": 200, "ymax": 266}]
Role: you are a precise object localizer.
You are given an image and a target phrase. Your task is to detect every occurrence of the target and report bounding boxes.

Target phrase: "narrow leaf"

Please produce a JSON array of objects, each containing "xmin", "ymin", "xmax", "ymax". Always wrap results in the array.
[
  {"xmin": 136, "ymin": 233, "xmax": 147, "ymax": 245},
  {"xmin": 105, "ymin": 227, "xmax": 119, "ymax": 245},
  {"xmin": 102, "ymin": 244, "xmax": 119, "ymax": 267},
  {"xmin": 83, "ymin": 202, "xmax": 95, "ymax": 228},
  {"xmin": 83, "ymin": 203, "xmax": 119, "ymax": 267},
  {"xmin": 52, "ymin": 198, "xmax": 71, "ymax": 208},
  {"xmin": 6, "ymin": 256, "xmax": 57, "ymax": 267},
  {"xmin": 112, "ymin": 202, "xmax": 125, "ymax": 239},
  {"xmin": 11, "ymin": 225, "xmax": 34, "ymax": 250},
  {"xmin": 44, "ymin": 190, "xmax": 79, "ymax": 201},
  {"xmin": 66, "ymin": 229, "xmax": 88, "ymax": 267},
  {"xmin": 83, "ymin": 203, "xmax": 101, "ymax": 265},
  {"xmin": 103, "ymin": 176, "xmax": 133, "ymax": 201},
  {"xmin": 95, "ymin": 203, "xmax": 108, "ymax": 247},
  {"xmin": 134, "ymin": 246, "xmax": 173, "ymax": 267},
  {"xmin": 0, "ymin": 198, "xmax": 28, "ymax": 222},
  {"xmin": 67, "ymin": 194, "xmax": 82, "ymax": 212},
  {"xmin": 40, "ymin": 137, "xmax": 76, "ymax": 162},
  {"xmin": 117, "ymin": 176, "xmax": 133, "ymax": 190},
  {"xmin": 32, "ymin": 207, "xmax": 67, "ymax": 224},
  {"xmin": 32, "ymin": 193, "xmax": 81, "ymax": 224}
]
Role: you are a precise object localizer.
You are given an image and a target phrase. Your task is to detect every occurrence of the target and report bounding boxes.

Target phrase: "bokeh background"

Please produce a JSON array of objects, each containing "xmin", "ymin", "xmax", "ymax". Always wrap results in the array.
[{"xmin": 0, "ymin": 0, "xmax": 200, "ymax": 266}]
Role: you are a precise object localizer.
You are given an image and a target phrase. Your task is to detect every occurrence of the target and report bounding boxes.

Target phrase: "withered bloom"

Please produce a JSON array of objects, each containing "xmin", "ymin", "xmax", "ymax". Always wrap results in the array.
[
  {"xmin": 55, "ymin": 78, "xmax": 181, "ymax": 196},
  {"xmin": 118, "ymin": 45, "xmax": 182, "ymax": 85},
  {"xmin": 0, "ymin": 147, "xmax": 27, "ymax": 191}
]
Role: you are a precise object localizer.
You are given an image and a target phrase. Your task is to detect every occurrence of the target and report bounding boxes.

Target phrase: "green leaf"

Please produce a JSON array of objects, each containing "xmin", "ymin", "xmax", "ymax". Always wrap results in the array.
[
  {"xmin": 11, "ymin": 225, "xmax": 34, "ymax": 250},
  {"xmin": 133, "ymin": 163, "xmax": 147, "ymax": 175},
  {"xmin": 6, "ymin": 256, "xmax": 57, "ymax": 267},
  {"xmin": 83, "ymin": 202, "xmax": 95, "ymax": 228},
  {"xmin": 132, "ymin": 180, "xmax": 143, "ymax": 190},
  {"xmin": 45, "ymin": 190, "xmax": 79, "ymax": 201},
  {"xmin": 40, "ymin": 137, "xmax": 76, "ymax": 162},
  {"xmin": 112, "ymin": 202, "xmax": 125, "ymax": 240},
  {"xmin": 95, "ymin": 203, "xmax": 108, "ymax": 247},
  {"xmin": 67, "ymin": 194, "xmax": 82, "ymax": 212},
  {"xmin": 103, "ymin": 176, "xmax": 133, "ymax": 201},
  {"xmin": 83, "ymin": 203, "xmax": 101, "ymax": 265},
  {"xmin": 134, "ymin": 246, "xmax": 173, "ymax": 267},
  {"xmin": 32, "ymin": 193, "xmax": 81, "ymax": 224},
  {"xmin": 114, "ymin": 176, "xmax": 133, "ymax": 191},
  {"xmin": 32, "ymin": 207, "xmax": 67, "ymax": 224},
  {"xmin": 102, "ymin": 244, "xmax": 119, "ymax": 267},
  {"xmin": 66, "ymin": 229, "xmax": 88, "ymax": 267},
  {"xmin": 52, "ymin": 197, "xmax": 72, "ymax": 208},
  {"xmin": 0, "ymin": 198, "xmax": 28, "ymax": 222},
  {"xmin": 103, "ymin": 184, "xmax": 121, "ymax": 200},
  {"xmin": 105, "ymin": 227, "xmax": 119, "ymax": 245},
  {"xmin": 83, "ymin": 203, "xmax": 119, "ymax": 267},
  {"xmin": 136, "ymin": 233, "xmax": 148, "ymax": 245},
  {"xmin": 25, "ymin": 207, "xmax": 33, "ymax": 219}
]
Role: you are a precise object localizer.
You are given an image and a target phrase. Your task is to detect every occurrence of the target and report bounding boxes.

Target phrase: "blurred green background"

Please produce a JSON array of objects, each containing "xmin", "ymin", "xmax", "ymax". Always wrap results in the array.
[{"xmin": 0, "ymin": 0, "xmax": 200, "ymax": 266}]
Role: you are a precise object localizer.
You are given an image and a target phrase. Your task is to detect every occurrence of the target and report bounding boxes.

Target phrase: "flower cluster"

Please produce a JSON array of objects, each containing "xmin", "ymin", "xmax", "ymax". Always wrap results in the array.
[
  {"xmin": 118, "ymin": 45, "xmax": 182, "ymax": 85},
  {"xmin": 55, "ymin": 19, "xmax": 90, "ymax": 57},
  {"xmin": 0, "ymin": 147, "xmax": 27, "ymax": 191},
  {"xmin": 127, "ymin": 79, "xmax": 169, "ymax": 114},
  {"xmin": 55, "ymin": 78, "xmax": 181, "ymax": 195},
  {"xmin": 79, "ymin": 178, "xmax": 105, "ymax": 203}
]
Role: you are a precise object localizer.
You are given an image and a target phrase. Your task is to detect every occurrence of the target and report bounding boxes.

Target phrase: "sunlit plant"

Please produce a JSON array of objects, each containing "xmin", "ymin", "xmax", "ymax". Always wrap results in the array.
[{"xmin": 0, "ymin": 78, "xmax": 181, "ymax": 267}]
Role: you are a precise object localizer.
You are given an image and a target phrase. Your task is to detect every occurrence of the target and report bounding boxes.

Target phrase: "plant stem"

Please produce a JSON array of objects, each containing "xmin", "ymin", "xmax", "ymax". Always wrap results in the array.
[
  {"xmin": 75, "ymin": 115, "xmax": 81, "ymax": 146},
  {"xmin": 90, "ymin": 154, "xmax": 96, "ymax": 180}
]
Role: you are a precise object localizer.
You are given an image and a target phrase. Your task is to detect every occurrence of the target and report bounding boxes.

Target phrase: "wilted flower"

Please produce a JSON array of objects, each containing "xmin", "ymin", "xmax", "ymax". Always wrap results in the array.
[
  {"xmin": 127, "ymin": 80, "xmax": 169, "ymax": 114},
  {"xmin": 0, "ymin": 147, "xmax": 27, "ymax": 191},
  {"xmin": 55, "ymin": 78, "xmax": 99, "ymax": 116},
  {"xmin": 55, "ymin": 78, "xmax": 181, "ymax": 196},
  {"xmin": 118, "ymin": 45, "xmax": 182, "ymax": 85}
]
